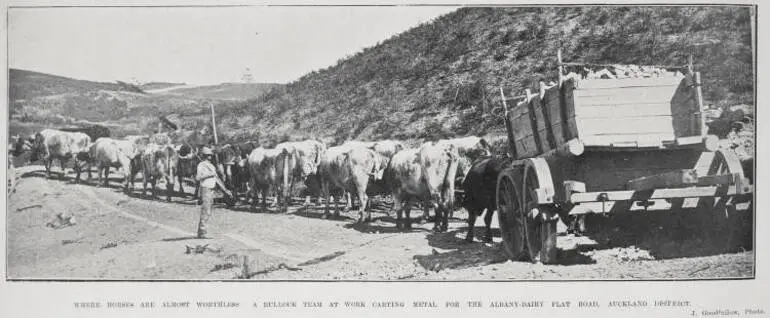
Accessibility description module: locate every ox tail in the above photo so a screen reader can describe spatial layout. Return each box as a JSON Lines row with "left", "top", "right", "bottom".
{"left": 442, "top": 145, "right": 460, "bottom": 207}
{"left": 166, "top": 149, "right": 172, "bottom": 181}
{"left": 282, "top": 149, "right": 291, "bottom": 198}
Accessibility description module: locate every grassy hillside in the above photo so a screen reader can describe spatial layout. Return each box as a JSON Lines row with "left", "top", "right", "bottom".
{"left": 8, "top": 69, "right": 280, "bottom": 137}
{"left": 139, "top": 82, "right": 187, "bottom": 91}
{"left": 9, "top": 6, "right": 753, "bottom": 147}
{"left": 159, "top": 83, "right": 282, "bottom": 100}
{"left": 205, "top": 6, "right": 753, "bottom": 145}
{"left": 9, "top": 69, "right": 122, "bottom": 101}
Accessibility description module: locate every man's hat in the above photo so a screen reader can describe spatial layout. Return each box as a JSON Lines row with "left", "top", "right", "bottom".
{"left": 201, "top": 147, "right": 214, "bottom": 156}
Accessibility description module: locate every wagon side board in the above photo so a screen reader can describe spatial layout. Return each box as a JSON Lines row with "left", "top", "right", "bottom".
{"left": 505, "top": 73, "right": 706, "bottom": 159}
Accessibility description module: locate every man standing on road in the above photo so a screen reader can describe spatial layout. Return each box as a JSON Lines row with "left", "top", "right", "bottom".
{"left": 195, "top": 147, "right": 232, "bottom": 239}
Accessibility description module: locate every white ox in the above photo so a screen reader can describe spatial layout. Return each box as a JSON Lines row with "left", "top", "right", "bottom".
{"left": 29, "top": 129, "right": 92, "bottom": 182}
{"left": 86, "top": 137, "right": 137, "bottom": 191}
{"left": 386, "top": 142, "right": 459, "bottom": 232}
{"left": 319, "top": 144, "right": 386, "bottom": 222}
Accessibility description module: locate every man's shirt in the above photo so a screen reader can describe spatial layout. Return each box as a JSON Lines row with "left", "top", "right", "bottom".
{"left": 196, "top": 160, "right": 218, "bottom": 189}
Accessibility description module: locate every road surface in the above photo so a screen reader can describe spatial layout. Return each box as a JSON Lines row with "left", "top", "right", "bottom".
{"left": 6, "top": 165, "right": 754, "bottom": 280}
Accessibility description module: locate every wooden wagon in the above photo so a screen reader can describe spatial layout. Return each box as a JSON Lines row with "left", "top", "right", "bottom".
{"left": 496, "top": 52, "right": 753, "bottom": 264}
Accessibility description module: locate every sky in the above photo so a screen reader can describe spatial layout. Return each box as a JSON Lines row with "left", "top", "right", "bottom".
{"left": 9, "top": 6, "right": 459, "bottom": 85}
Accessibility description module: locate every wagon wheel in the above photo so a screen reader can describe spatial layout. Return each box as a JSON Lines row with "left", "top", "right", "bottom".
{"left": 496, "top": 159, "right": 558, "bottom": 264}
{"left": 496, "top": 167, "right": 526, "bottom": 261}
{"left": 521, "top": 159, "right": 558, "bottom": 264}
{"left": 696, "top": 149, "right": 748, "bottom": 252}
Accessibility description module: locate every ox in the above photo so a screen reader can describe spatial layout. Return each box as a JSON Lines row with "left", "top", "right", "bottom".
{"left": 276, "top": 139, "right": 327, "bottom": 205}
{"left": 86, "top": 137, "right": 137, "bottom": 191}
{"left": 246, "top": 147, "right": 293, "bottom": 212}
{"left": 461, "top": 155, "right": 511, "bottom": 243}
{"left": 123, "top": 135, "right": 150, "bottom": 185}
{"left": 435, "top": 136, "right": 492, "bottom": 179}
{"left": 387, "top": 142, "right": 459, "bottom": 232}
{"left": 423, "top": 136, "right": 492, "bottom": 219}
{"left": 175, "top": 143, "right": 201, "bottom": 199}
{"left": 214, "top": 144, "right": 243, "bottom": 195}
{"left": 30, "top": 129, "right": 92, "bottom": 182}
{"left": 141, "top": 143, "right": 178, "bottom": 201}
{"left": 337, "top": 140, "right": 404, "bottom": 209}
{"left": 319, "top": 145, "right": 385, "bottom": 222}
{"left": 59, "top": 124, "right": 111, "bottom": 142}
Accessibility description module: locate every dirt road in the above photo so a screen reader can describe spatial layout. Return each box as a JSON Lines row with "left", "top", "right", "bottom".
{"left": 6, "top": 165, "right": 753, "bottom": 280}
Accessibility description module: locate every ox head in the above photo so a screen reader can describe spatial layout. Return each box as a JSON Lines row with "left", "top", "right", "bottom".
{"left": 372, "top": 140, "right": 404, "bottom": 168}
{"left": 297, "top": 149, "right": 318, "bottom": 178}
{"left": 465, "top": 138, "right": 492, "bottom": 161}
{"left": 295, "top": 142, "right": 325, "bottom": 178}
{"left": 10, "top": 134, "right": 32, "bottom": 157}
{"left": 369, "top": 150, "right": 387, "bottom": 181}
{"left": 28, "top": 132, "right": 45, "bottom": 162}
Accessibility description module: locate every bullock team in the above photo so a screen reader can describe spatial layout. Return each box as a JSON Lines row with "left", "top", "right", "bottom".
{"left": 13, "top": 128, "right": 512, "bottom": 237}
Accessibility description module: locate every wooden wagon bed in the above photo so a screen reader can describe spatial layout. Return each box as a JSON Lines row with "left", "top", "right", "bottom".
{"left": 495, "top": 52, "right": 752, "bottom": 264}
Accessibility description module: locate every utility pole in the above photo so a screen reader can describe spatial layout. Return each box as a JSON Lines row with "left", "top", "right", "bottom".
{"left": 210, "top": 101, "right": 219, "bottom": 145}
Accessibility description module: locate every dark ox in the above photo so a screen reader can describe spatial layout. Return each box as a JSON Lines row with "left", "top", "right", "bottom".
{"left": 175, "top": 143, "right": 201, "bottom": 199}
{"left": 214, "top": 144, "right": 243, "bottom": 198}
{"left": 246, "top": 147, "right": 293, "bottom": 212}
{"left": 461, "top": 155, "right": 511, "bottom": 243}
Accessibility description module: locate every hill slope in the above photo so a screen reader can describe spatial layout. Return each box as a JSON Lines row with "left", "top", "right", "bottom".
{"left": 206, "top": 6, "right": 753, "bottom": 145}
{"left": 9, "top": 69, "right": 280, "bottom": 136}
{"left": 151, "top": 83, "right": 282, "bottom": 100}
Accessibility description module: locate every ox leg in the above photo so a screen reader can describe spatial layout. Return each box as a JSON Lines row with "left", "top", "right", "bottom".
{"left": 104, "top": 166, "right": 111, "bottom": 187}
{"left": 333, "top": 194, "right": 340, "bottom": 217}
{"left": 166, "top": 178, "right": 173, "bottom": 202}
{"left": 44, "top": 159, "right": 52, "bottom": 179}
{"left": 465, "top": 208, "right": 479, "bottom": 243}
{"left": 421, "top": 203, "right": 431, "bottom": 223}
{"left": 393, "top": 194, "right": 403, "bottom": 229}
{"left": 127, "top": 166, "right": 136, "bottom": 192}
{"left": 432, "top": 203, "right": 445, "bottom": 233}
{"left": 483, "top": 208, "right": 495, "bottom": 243}
{"left": 402, "top": 198, "right": 413, "bottom": 230}
{"left": 73, "top": 158, "right": 82, "bottom": 183}
{"left": 123, "top": 169, "right": 130, "bottom": 193}
{"left": 142, "top": 174, "right": 148, "bottom": 197}
{"left": 96, "top": 164, "right": 104, "bottom": 186}
{"left": 321, "top": 180, "right": 331, "bottom": 219}
{"left": 355, "top": 176, "right": 371, "bottom": 223}
{"left": 261, "top": 186, "right": 269, "bottom": 211}
{"left": 248, "top": 179, "right": 257, "bottom": 210}
{"left": 344, "top": 192, "right": 352, "bottom": 212}
{"left": 177, "top": 174, "right": 185, "bottom": 197}
{"left": 149, "top": 179, "right": 155, "bottom": 198}
{"left": 59, "top": 158, "right": 67, "bottom": 181}
{"left": 358, "top": 192, "right": 369, "bottom": 223}
{"left": 440, "top": 203, "right": 450, "bottom": 233}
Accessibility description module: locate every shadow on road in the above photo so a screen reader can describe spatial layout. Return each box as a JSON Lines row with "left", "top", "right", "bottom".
{"left": 414, "top": 231, "right": 508, "bottom": 272}
{"left": 161, "top": 236, "right": 200, "bottom": 242}
{"left": 343, "top": 220, "right": 430, "bottom": 234}
{"left": 570, "top": 209, "right": 753, "bottom": 260}
{"left": 552, "top": 248, "right": 597, "bottom": 265}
